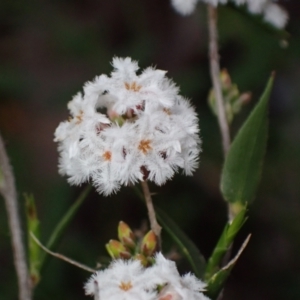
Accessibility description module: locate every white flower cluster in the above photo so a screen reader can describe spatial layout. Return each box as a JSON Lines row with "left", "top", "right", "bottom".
{"left": 54, "top": 57, "right": 201, "bottom": 195}
{"left": 171, "top": 0, "right": 288, "bottom": 29}
{"left": 85, "top": 253, "right": 210, "bottom": 300}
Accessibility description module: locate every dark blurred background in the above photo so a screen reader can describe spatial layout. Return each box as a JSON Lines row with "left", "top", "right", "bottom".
{"left": 0, "top": 0, "right": 300, "bottom": 299}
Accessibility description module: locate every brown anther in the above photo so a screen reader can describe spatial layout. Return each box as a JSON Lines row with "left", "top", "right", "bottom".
{"left": 75, "top": 110, "right": 84, "bottom": 124}
{"left": 124, "top": 81, "right": 142, "bottom": 92}
{"left": 138, "top": 139, "right": 152, "bottom": 154}
{"left": 119, "top": 281, "right": 133, "bottom": 291}
{"left": 163, "top": 108, "right": 171, "bottom": 115}
{"left": 159, "top": 151, "right": 167, "bottom": 160}
{"left": 103, "top": 151, "right": 112, "bottom": 161}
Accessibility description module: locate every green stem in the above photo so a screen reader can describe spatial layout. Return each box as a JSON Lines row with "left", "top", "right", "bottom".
{"left": 204, "top": 208, "right": 246, "bottom": 280}
{"left": 140, "top": 181, "right": 162, "bottom": 248}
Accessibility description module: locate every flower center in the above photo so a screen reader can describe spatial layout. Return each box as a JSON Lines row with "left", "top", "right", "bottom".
{"left": 102, "top": 151, "right": 112, "bottom": 161}
{"left": 163, "top": 108, "right": 171, "bottom": 115}
{"left": 124, "top": 82, "right": 142, "bottom": 92}
{"left": 138, "top": 140, "right": 152, "bottom": 154}
{"left": 75, "top": 110, "right": 84, "bottom": 124}
{"left": 119, "top": 281, "right": 133, "bottom": 291}
{"left": 68, "top": 110, "right": 84, "bottom": 124}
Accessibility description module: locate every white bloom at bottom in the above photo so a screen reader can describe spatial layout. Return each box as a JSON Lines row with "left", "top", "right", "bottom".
{"left": 85, "top": 259, "right": 155, "bottom": 300}
{"left": 84, "top": 254, "right": 210, "bottom": 300}
{"left": 144, "top": 253, "right": 209, "bottom": 300}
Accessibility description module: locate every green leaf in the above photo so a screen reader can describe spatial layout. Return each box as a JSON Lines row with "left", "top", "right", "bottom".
{"left": 204, "top": 208, "right": 247, "bottom": 280}
{"left": 25, "top": 193, "right": 41, "bottom": 286}
{"left": 205, "top": 235, "right": 251, "bottom": 300}
{"left": 155, "top": 206, "right": 206, "bottom": 278}
{"left": 40, "top": 185, "right": 92, "bottom": 271}
{"left": 132, "top": 185, "right": 206, "bottom": 278}
{"left": 221, "top": 75, "right": 274, "bottom": 204}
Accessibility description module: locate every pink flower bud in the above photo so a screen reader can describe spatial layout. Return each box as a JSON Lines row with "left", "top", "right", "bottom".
{"left": 140, "top": 230, "right": 157, "bottom": 257}
{"left": 118, "top": 221, "right": 136, "bottom": 250}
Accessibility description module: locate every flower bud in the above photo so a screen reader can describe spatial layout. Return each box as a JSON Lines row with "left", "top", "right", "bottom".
{"left": 133, "top": 253, "right": 149, "bottom": 267}
{"left": 208, "top": 69, "right": 251, "bottom": 124}
{"left": 118, "top": 221, "right": 136, "bottom": 250}
{"left": 106, "top": 240, "right": 131, "bottom": 259}
{"left": 140, "top": 230, "right": 157, "bottom": 257}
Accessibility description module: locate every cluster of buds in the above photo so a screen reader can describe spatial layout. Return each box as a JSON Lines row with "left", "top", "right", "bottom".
{"left": 105, "top": 221, "right": 158, "bottom": 266}
{"left": 208, "top": 69, "right": 251, "bottom": 124}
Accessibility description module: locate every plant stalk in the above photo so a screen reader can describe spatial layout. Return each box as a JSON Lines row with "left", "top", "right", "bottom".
{"left": 207, "top": 4, "right": 236, "bottom": 225}
{"left": 207, "top": 4, "right": 231, "bottom": 156}
{"left": 0, "top": 133, "right": 32, "bottom": 300}
{"left": 207, "top": 7, "right": 236, "bottom": 292}
{"left": 140, "top": 180, "right": 161, "bottom": 248}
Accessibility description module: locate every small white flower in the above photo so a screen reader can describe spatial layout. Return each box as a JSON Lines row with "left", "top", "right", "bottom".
{"left": 54, "top": 57, "right": 201, "bottom": 195}
{"left": 84, "top": 254, "right": 210, "bottom": 300}
{"left": 171, "top": 0, "right": 198, "bottom": 15}
{"left": 144, "top": 253, "right": 209, "bottom": 300}
{"left": 246, "top": 0, "right": 268, "bottom": 14}
{"left": 170, "top": 0, "right": 288, "bottom": 29}
{"left": 263, "top": 3, "right": 289, "bottom": 29}
{"left": 85, "top": 259, "right": 155, "bottom": 300}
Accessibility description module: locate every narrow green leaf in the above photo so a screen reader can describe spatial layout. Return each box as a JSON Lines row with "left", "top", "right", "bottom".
{"left": 24, "top": 193, "right": 41, "bottom": 286}
{"left": 40, "top": 185, "right": 92, "bottom": 271}
{"left": 132, "top": 185, "right": 206, "bottom": 278}
{"left": 221, "top": 75, "right": 274, "bottom": 204}
{"left": 205, "top": 235, "right": 251, "bottom": 300}
{"left": 204, "top": 208, "right": 246, "bottom": 280}
{"left": 155, "top": 207, "right": 206, "bottom": 278}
